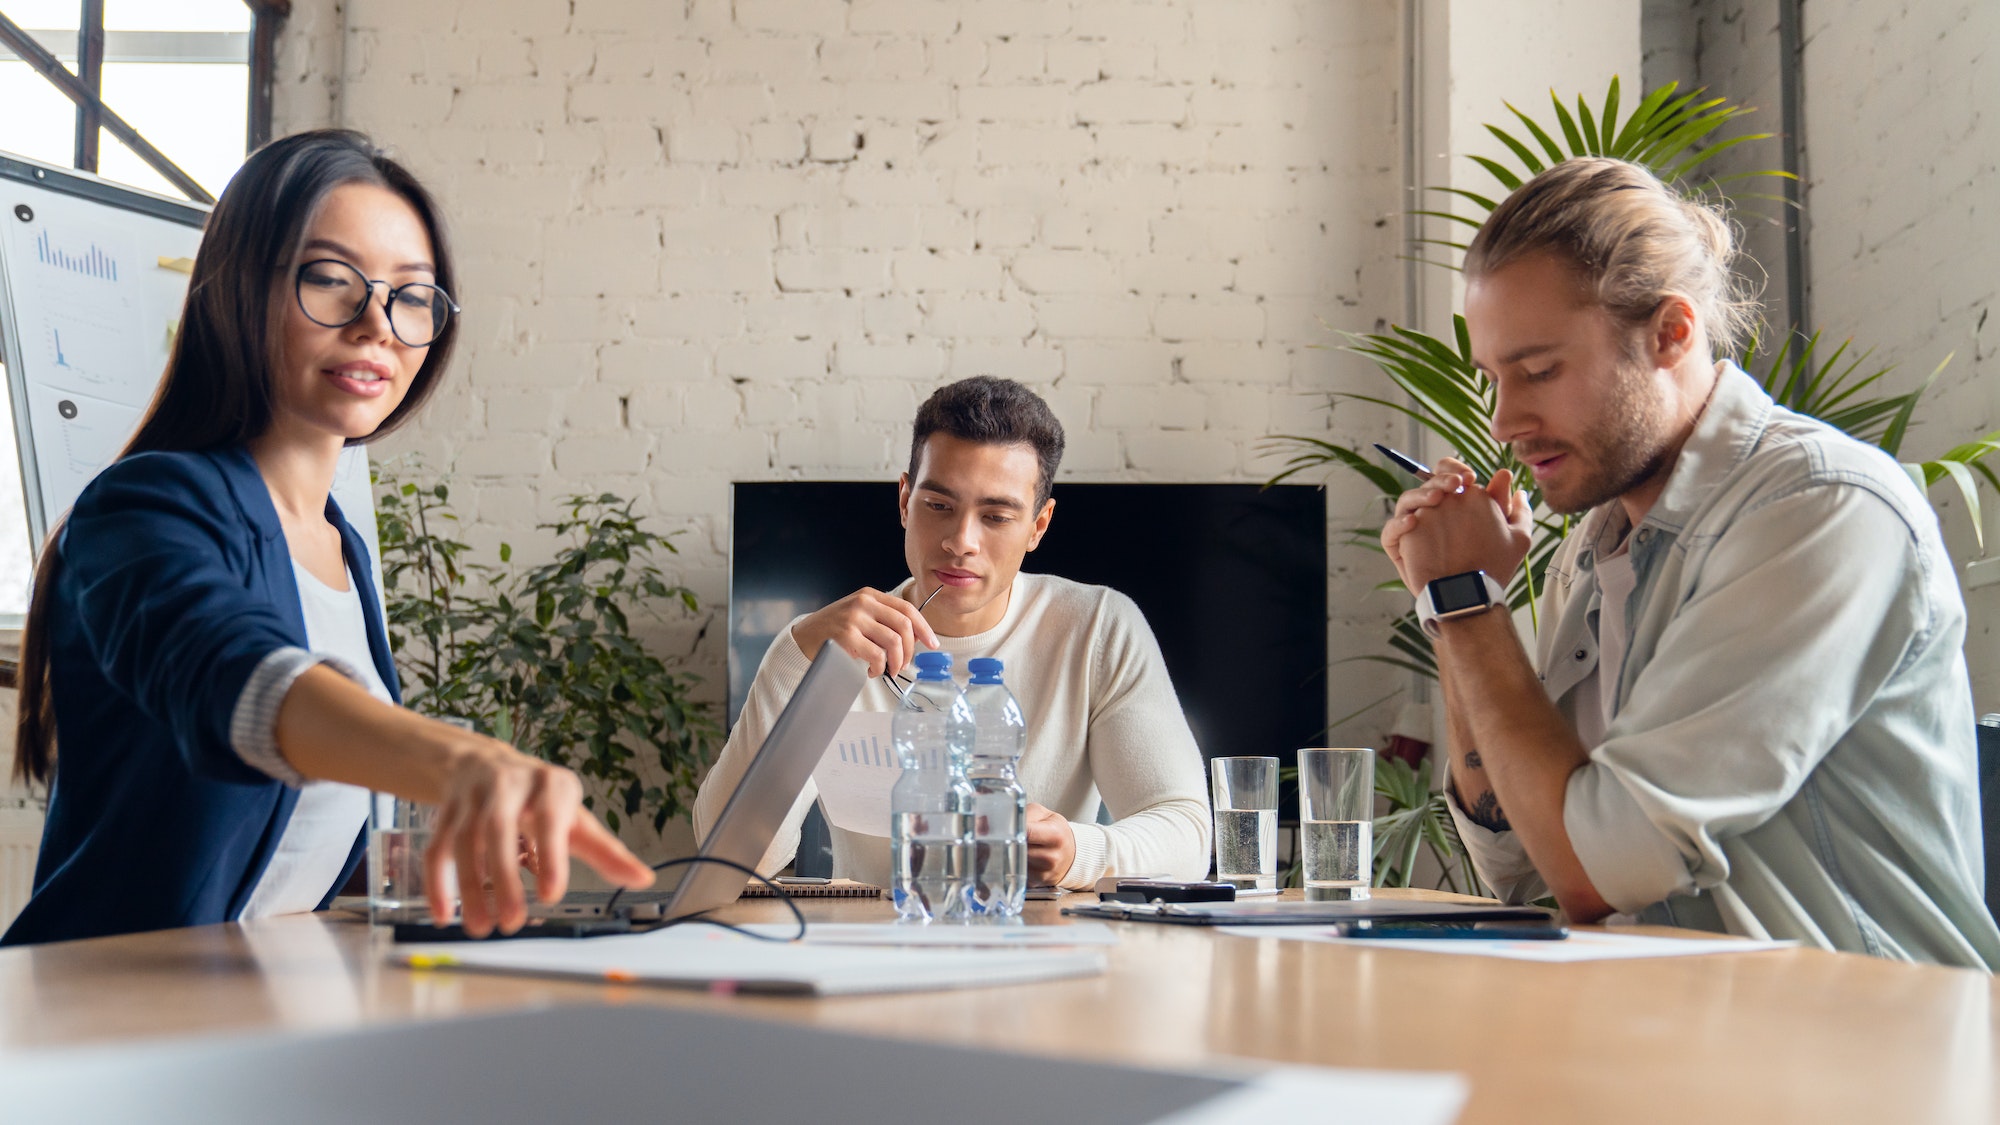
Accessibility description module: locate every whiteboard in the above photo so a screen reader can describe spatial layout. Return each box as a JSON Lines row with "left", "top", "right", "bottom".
{"left": 0, "top": 151, "right": 380, "bottom": 616}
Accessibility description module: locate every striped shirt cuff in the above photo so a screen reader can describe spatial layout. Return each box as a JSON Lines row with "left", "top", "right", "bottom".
{"left": 228, "top": 646, "right": 368, "bottom": 787}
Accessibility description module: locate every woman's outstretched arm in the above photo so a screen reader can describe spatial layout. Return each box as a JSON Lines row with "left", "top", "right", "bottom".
{"left": 274, "top": 665, "right": 654, "bottom": 938}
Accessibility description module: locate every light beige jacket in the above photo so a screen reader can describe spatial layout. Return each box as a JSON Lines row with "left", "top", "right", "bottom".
{"left": 1453, "top": 362, "right": 2000, "bottom": 969}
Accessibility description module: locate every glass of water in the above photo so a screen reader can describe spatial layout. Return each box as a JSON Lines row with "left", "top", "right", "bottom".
{"left": 368, "top": 794, "right": 456, "bottom": 925}
{"left": 1209, "top": 756, "right": 1278, "bottom": 891}
{"left": 1298, "top": 748, "right": 1376, "bottom": 901}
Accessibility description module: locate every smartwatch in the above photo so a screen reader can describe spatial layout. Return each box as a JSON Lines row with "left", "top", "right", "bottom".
{"left": 1415, "top": 571, "right": 1508, "bottom": 638}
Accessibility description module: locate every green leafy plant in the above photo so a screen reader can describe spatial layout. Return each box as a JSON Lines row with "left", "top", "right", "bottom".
{"left": 1411, "top": 78, "right": 1786, "bottom": 272}
{"left": 374, "top": 462, "right": 721, "bottom": 833}
{"left": 1269, "top": 79, "right": 2000, "bottom": 890}
{"left": 1371, "top": 756, "right": 1486, "bottom": 895}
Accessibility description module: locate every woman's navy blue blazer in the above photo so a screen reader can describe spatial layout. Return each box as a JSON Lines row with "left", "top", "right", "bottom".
{"left": 2, "top": 445, "right": 400, "bottom": 946}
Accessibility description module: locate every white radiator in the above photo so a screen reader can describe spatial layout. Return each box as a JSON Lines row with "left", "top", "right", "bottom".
{"left": 0, "top": 803, "right": 42, "bottom": 933}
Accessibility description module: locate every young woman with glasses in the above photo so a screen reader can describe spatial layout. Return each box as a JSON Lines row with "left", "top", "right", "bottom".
{"left": 2, "top": 130, "right": 653, "bottom": 946}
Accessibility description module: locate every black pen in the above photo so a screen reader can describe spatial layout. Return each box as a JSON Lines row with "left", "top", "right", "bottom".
{"left": 1373, "top": 443, "right": 1434, "bottom": 481}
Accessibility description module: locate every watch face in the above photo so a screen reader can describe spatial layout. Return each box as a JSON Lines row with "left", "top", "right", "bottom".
{"left": 1430, "top": 572, "right": 1491, "bottom": 614}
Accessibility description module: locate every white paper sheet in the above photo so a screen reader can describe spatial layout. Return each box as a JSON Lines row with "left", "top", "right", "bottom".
{"left": 1217, "top": 926, "right": 1796, "bottom": 962}
{"left": 810, "top": 711, "right": 899, "bottom": 834}
{"left": 1158, "top": 1066, "right": 1468, "bottom": 1125}
{"left": 734, "top": 921, "right": 1120, "bottom": 947}
{"left": 393, "top": 921, "right": 1108, "bottom": 996}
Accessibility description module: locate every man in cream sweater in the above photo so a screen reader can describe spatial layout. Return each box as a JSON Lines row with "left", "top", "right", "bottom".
{"left": 694, "top": 377, "right": 1211, "bottom": 890}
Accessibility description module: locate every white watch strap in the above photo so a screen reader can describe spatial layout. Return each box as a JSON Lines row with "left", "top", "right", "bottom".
{"left": 1414, "top": 573, "right": 1509, "bottom": 639}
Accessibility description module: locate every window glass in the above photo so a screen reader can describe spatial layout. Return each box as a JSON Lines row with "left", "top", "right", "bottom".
{"left": 104, "top": 0, "right": 250, "bottom": 33}
{"left": 97, "top": 0, "right": 252, "bottom": 198}
{"left": 0, "top": 62, "right": 77, "bottom": 167}
{"left": 0, "top": 1, "right": 81, "bottom": 167}
{"left": 0, "top": 0, "right": 83, "bottom": 28}
{"left": 98, "top": 61, "right": 247, "bottom": 199}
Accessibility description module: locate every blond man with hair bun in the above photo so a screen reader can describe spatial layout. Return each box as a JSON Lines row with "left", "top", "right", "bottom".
{"left": 1382, "top": 157, "right": 2000, "bottom": 968}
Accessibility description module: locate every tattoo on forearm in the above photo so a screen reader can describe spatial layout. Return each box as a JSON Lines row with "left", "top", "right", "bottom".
{"left": 1468, "top": 789, "right": 1511, "bottom": 833}
{"left": 1458, "top": 750, "right": 1510, "bottom": 831}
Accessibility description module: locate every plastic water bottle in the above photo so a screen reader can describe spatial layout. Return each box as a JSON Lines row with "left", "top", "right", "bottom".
{"left": 889, "top": 651, "right": 970, "bottom": 923}
{"left": 957, "top": 657, "right": 1028, "bottom": 919}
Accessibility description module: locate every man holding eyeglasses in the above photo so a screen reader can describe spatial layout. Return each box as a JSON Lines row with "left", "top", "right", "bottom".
{"left": 693, "top": 377, "right": 1212, "bottom": 892}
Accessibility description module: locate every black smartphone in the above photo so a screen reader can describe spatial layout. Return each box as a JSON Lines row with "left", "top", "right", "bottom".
{"left": 1336, "top": 919, "right": 1569, "bottom": 940}
{"left": 1099, "top": 879, "right": 1237, "bottom": 904}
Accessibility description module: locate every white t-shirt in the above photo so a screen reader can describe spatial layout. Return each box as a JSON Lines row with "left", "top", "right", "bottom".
{"left": 239, "top": 559, "right": 392, "bottom": 920}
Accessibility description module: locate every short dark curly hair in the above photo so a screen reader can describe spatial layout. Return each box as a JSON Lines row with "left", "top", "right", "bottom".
{"left": 907, "top": 377, "right": 1066, "bottom": 507}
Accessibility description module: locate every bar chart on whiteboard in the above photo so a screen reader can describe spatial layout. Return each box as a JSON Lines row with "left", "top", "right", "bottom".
{"left": 12, "top": 217, "right": 159, "bottom": 516}
{"left": 0, "top": 154, "right": 387, "bottom": 612}
{"left": 0, "top": 167, "right": 201, "bottom": 546}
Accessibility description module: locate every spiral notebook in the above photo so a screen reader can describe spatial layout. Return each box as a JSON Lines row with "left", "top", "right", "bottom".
{"left": 741, "top": 879, "right": 883, "bottom": 899}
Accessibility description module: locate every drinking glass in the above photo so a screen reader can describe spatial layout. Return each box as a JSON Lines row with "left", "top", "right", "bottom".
{"left": 1209, "top": 756, "right": 1278, "bottom": 890}
{"left": 368, "top": 795, "right": 456, "bottom": 925}
{"left": 1298, "top": 748, "right": 1376, "bottom": 901}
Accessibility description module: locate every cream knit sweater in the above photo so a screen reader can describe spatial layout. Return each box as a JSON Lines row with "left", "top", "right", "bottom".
{"left": 692, "top": 572, "right": 1212, "bottom": 889}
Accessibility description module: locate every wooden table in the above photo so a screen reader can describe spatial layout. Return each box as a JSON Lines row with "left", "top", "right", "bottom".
{"left": 0, "top": 890, "right": 1992, "bottom": 1124}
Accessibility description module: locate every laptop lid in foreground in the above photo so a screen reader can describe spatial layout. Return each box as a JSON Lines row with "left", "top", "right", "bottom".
{"left": 658, "top": 641, "right": 868, "bottom": 921}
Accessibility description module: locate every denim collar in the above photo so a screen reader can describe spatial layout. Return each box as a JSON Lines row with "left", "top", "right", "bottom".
{"left": 1571, "top": 359, "right": 1773, "bottom": 557}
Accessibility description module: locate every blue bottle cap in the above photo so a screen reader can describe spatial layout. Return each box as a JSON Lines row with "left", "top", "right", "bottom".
{"left": 967, "top": 657, "right": 1003, "bottom": 684}
{"left": 913, "top": 650, "right": 953, "bottom": 680}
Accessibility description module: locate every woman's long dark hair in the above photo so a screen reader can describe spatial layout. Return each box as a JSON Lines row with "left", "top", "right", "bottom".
{"left": 12, "top": 129, "right": 460, "bottom": 788}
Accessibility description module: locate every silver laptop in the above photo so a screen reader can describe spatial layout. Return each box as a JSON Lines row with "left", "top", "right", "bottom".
{"left": 542, "top": 642, "right": 867, "bottom": 923}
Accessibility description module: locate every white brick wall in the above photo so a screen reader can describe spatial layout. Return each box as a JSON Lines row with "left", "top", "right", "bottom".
{"left": 1798, "top": 0, "right": 2000, "bottom": 710}
{"left": 1640, "top": 0, "right": 1799, "bottom": 375}
{"left": 273, "top": 0, "right": 1417, "bottom": 841}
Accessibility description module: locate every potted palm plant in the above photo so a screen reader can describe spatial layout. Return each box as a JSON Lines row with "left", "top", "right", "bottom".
{"left": 374, "top": 462, "right": 721, "bottom": 836}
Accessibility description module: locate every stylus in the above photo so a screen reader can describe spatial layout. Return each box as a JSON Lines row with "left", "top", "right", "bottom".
{"left": 1372, "top": 443, "right": 1434, "bottom": 481}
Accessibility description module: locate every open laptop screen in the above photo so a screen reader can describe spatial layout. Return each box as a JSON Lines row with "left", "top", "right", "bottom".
{"left": 660, "top": 641, "right": 868, "bottom": 920}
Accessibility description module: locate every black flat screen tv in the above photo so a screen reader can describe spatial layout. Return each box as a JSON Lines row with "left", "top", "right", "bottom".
{"left": 728, "top": 482, "right": 1328, "bottom": 766}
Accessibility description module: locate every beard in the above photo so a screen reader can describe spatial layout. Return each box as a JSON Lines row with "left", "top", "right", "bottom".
{"left": 1518, "top": 359, "right": 1676, "bottom": 516}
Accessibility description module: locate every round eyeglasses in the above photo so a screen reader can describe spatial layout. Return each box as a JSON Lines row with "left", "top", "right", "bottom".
{"left": 294, "top": 258, "right": 459, "bottom": 348}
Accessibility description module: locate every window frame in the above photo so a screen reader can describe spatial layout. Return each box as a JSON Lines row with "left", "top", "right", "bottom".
{"left": 0, "top": 0, "right": 286, "bottom": 204}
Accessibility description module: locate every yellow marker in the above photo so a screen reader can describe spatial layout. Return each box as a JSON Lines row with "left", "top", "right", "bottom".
{"left": 405, "top": 953, "right": 459, "bottom": 970}
{"left": 157, "top": 256, "right": 194, "bottom": 274}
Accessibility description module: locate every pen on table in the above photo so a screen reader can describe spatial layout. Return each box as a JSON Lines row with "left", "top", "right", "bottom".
{"left": 1372, "top": 443, "right": 1433, "bottom": 481}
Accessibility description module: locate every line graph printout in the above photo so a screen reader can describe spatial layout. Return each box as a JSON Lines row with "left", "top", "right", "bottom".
{"left": 39, "top": 301, "right": 150, "bottom": 405}
{"left": 19, "top": 385, "right": 144, "bottom": 525}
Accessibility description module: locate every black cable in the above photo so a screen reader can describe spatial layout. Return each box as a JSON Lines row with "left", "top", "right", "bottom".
{"left": 607, "top": 854, "right": 807, "bottom": 943}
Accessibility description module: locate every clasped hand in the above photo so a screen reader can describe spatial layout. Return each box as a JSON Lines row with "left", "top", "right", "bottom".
{"left": 1380, "top": 458, "right": 1534, "bottom": 594}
